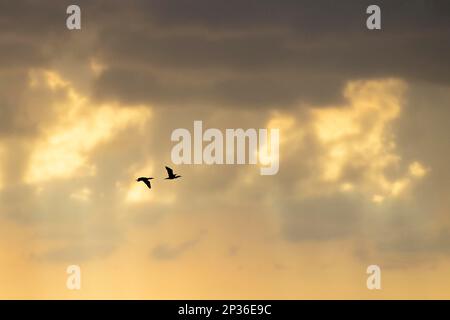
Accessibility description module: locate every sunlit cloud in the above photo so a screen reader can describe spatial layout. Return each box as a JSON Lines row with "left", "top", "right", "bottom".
{"left": 25, "top": 70, "right": 152, "bottom": 184}
{"left": 409, "top": 161, "right": 428, "bottom": 178}
{"left": 309, "top": 79, "right": 428, "bottom": 201}
{"left": 256, "top": 113, "right": 304, "bottom": 172}
{"left": 124, "top": 162, "right": 155, "bottom": 204}
{"left": 263, "top": 79, "right": 431, "bottom": 205}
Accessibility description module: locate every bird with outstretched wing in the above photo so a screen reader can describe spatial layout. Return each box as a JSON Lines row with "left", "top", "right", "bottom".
{"left": 136, "top": 177, "right": 154, "bottom": 189}
{"left": 165, "top": 166, "right": 181, "bottom": 180}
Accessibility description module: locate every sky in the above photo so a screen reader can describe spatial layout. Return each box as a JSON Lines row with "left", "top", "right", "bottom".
{"left": 0, "top": 0, "right": 449, "bottom": 299}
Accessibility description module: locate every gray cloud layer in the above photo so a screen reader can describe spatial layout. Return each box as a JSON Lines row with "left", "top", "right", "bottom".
{"left": 3, "top": 1, "right": 449, "bottom": 108}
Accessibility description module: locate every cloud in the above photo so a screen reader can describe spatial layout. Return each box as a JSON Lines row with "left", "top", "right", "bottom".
{"left": 23, "top": 70, "right": 151, "bottom": 183}
{"left": 0, "top": 70, "right": 153, "bottom": 262}
{"left": 263, "top": 79, "right": 435, "bottom": 249}
{"left": 69, "top": 187, "right": 92, "bottom": 202}
{"left": 310, "top": 79, "right": 425, "bottom": 202}
{"left": 35, "top": 243, "right": 116, "bottom": 262}
{"left": 151, "top": 237, "right": 200, "bottom": 260}
{"left": 88, "top": 0, "right": 450, "bottom": 108}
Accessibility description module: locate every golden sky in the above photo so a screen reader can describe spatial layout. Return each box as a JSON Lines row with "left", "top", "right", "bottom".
{"left": 0, "top": 0, "right": 450, "bottom": 299}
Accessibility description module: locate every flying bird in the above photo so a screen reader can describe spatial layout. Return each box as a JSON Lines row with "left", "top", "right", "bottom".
{"left": 136, "top": 177, "right": 154, "bottom": 189}
{"left": 165, "top": 166, "right": 181, "bottom": 180}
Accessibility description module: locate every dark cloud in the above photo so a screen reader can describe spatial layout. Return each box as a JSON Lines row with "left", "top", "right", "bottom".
{"left": 1, "top": 0, "right": 450, "bottom": 269}
{"left": 88, "top": 0, "right": 450, "bottom": 107}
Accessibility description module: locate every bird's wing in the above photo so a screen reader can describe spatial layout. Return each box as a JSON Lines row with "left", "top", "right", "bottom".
{"left": 143, "top": 179, "right": 152, "bottom": 189}
{"left": 165, "top": 166, "right": 174, "bottom": 176}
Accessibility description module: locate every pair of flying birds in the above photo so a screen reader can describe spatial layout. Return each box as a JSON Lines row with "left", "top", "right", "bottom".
{"left": 136, "top": 166, "right": 181, "bottom": 189}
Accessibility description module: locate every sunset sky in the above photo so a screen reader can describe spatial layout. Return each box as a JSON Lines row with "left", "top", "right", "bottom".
{"left": 0, "top": 0, "right": 450, "bottom": 299}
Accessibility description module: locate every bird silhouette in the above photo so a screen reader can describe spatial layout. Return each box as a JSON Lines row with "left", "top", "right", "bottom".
{"left": 136, "top": 177, "right": 154, "bottom": 189}
{"left": 165, "top": 166, "right": 181, "bottom": 180}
